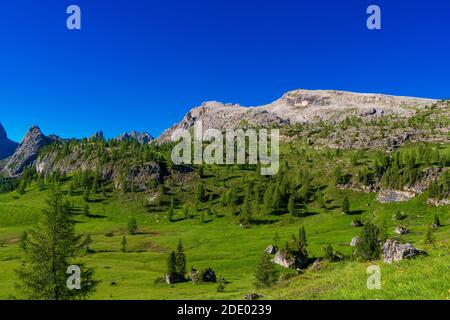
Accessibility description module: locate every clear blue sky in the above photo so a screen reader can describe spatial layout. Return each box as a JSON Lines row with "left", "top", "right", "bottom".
{"left": 0, "top": 0, "right": 449, "bottom": 142}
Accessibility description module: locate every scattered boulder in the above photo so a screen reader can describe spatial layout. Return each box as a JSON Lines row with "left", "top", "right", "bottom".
{"left": 265, "top": 245, "right": 278, "bottom": 254}
{"left": 377, "top": 190, "right": 415, "bottom": 203}
{"left": 351, "top": 219, "right": 363, "bottom": 227}
{"left": 427, "top": 198, "right": 450, "bottom": 207}
{"left": 350, "top": 237, "right": 361, "bottom": 247}
{"left": 273, "top": 249, "right": 308, "bottom": 269}
{"left": 382, "top": 239, "right": 427, "bottom": 264}
{"left": 190, "top": 268, "right": 216, "bottom": 283}
{"left": 244, "top": 293, "right": 261, "bottom": 301}
{"left": 165, "top": 273, "right": 185, "bottom": 285}
{"left": 190, "top": 269, "right": 202, "bottom": 284}
{"left": 309, "top": 260, "right": 322, "bottom": 272}
{"left": 431, "top": 223, "right": 439, "bottom": 229}
{"left": 394, "top": 226, "right": 409, "bottom": 235}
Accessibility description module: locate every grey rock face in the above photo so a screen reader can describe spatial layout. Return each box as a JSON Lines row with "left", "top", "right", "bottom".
{"left": 0, "top": 123, "right": 18, "bottom": 160}
{"left": 382, "top": 239, "right": 426, "bottom": 264}
{"left": 117, "top": 131, "right": 154, "bottom": 144}
{"left": 2, "top": 126, "right": 56, "bottom": 176}
{"left": 350, "top": 237, "right": 361, "bottom": 247}
{"left": 273, "top": 249, "right": 307, "bottom": 269}
{"left": 157, "top": 89, "right": 435, "bottom": 143}
{"left": 265, "top": 245, "right": 278, "bottom": 254}
{"left": 158, "top": 100, "right": 288, "bottom": 143}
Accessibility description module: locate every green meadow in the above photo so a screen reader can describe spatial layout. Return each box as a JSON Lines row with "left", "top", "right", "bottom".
{"left": 0, "top": 143, "right": 448, "bottom": 300}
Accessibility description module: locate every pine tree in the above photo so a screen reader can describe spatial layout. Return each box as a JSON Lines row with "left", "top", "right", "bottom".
{"left": 16, "top": 185, "right": 97, "bottom": 300}
{"left": 83, "top": 234, "right": 93, "bottom": 252}
{"left": 296, "top": 226, "right": 308, "bottom": 257}
{"left": 83, "top": 204, "right": 90, "bottom": 217}
{"left": 271, "top": 187, "right": 281, "bottom": 211}
{"left": 37, "top": 176, "right": 45, "bottom": 191}
{"left": 19, "top": 231, "right": 28, "bottom": 251}
{"left": 168, "top": 199, "right": 175, "bottom": 222}
{"left": 354, "top": 222, "right": 381, "bottom": 261}
{"left": 195, "top": 183, "right": 205, "bottom": 202}
{"left": 342, "top": 196, "right": 350, "bottom": 215}
{"left": 288, "top": 195, "right": 295, "bottom": 216}
{"left": 254, "top": 253, "right": 279, "bottom": 288}
{"left": 182, "top": 204, "right": 189, "bottom": 219}
{"left": 263, "top": 187, "right": 273, "bottom": 214}
{"left": 121, "top": 236, "right": 127, "bottom": 252}
{"left": 433, "top": 214, "right": 441, "bottom": 227}
{"left": 127, "top": 217, "right": 138, "bottom": 235}
{"left": 175, "top": 240, "right": 186, "bottom": 279}
{"left": 424, "top": 227, "right": 436, "bottom": 244}
{"left": 323, "top": 244, "right": 339, "bottom": 262}
{"left": 167, "top": 251, "right": 177, "bottom": 278}
{"left": 83, "top": 186, "right": 90, "bottom": 202}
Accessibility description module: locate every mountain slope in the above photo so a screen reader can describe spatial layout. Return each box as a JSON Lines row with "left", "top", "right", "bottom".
{"left": 0, "top": 123, "right": 18, "bottom": 160}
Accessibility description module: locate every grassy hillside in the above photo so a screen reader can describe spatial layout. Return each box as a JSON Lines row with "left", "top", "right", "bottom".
{"left": 0, "top": 140, "right": 449, "bottom": 300}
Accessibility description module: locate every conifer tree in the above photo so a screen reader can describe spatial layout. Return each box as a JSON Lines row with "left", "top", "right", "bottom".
{"left": 354, "top": 222, "right": 381, "bottom": 261}
{"left": 297, "top": 226, "right": 308, "bottom": 257}
{"left": 16, "top": 185, "right": 97, "bottom": 300}
{"left": 288, "top": 195, "right": 295, "bottom": 216}
{"left": 168, "top": 199, "right": 175, "bottom": 222}
{"left": 84, "top": 234, "right": 93, "bottom": 253}
{"left": 121, "top": 236, "right": 127, "bottom": 252}
{"left": 254, "top": 253, "right": 279, "bottom": 289}
{"left": 433, "top": 214, "right": 441, "bottom": 227}
{"left": 175, "top": 240, "right": 186, "bottom": 279}
{"left": 127, "top": 217, "right": 138, "bottom": 235}
{"left": 342, "top": 196, "right": 350, "bottom": 215}
{"left": 167, "top": 251, "right": 177, "bottom": 278}
{"left": 83, "top": 204, "right": 90, "bottom": 217}
{"left": 424, "top": 227, "right": 436, "bottom": 244}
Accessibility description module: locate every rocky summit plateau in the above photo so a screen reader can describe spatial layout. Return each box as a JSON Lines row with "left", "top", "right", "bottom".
{"left": 158, "top": 89, "right": 436, "bottom": 143}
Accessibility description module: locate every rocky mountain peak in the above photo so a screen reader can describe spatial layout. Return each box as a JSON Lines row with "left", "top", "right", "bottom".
{"left": 117, "top": 131, "right": 154, "bottom": 144}
{"left": 2, "top": 125, "right": 55, "bottom": 176}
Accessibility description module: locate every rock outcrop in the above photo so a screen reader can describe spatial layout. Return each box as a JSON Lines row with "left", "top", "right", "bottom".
{"left": 377, "top": 190, "right": 416, "bottom": 203}
{"left": 117, "top": 131, "right": 154, "bottom": 144}
{"left": 382, "top": 239, "right": 426, "bottom": 263}
{"left": 2, "top": 126, "right": 58, "bottom": 176}
{"left": 0, "top": 123, "right": 18, "bottom": 160}
{"left": 273, "top": 249, "right": 308, "bottom": 269}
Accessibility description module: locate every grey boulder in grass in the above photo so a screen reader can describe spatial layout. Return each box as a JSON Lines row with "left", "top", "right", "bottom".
{"left": 383, "top": 239, "right": 427, "bottom": 264}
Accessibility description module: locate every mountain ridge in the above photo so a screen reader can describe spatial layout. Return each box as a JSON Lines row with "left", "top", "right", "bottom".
{"left": 157, "top": 89, "right": 436, "bottom": 143}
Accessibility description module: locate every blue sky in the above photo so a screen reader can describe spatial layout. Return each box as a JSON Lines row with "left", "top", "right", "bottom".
{"left": 0, "top": 0, "right": 449, "bottom": 142}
